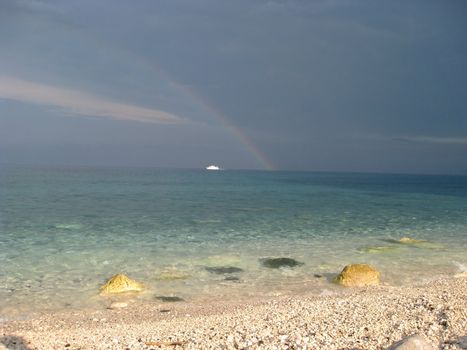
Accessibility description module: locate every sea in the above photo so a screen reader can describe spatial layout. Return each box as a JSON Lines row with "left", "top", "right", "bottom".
{"left": 1, "top": 165, "right": 466, "bottom": 319}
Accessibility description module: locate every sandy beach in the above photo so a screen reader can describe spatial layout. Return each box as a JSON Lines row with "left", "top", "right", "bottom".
{"left": 1, "top": 276, "right": 465, "bottom": 350}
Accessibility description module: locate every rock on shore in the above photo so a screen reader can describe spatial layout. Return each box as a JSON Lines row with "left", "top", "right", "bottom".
{"left": 335, "top": 263, "right": 380, "bottom": 287}
{"left": 99, "top": 274, "right": 144, "bottom": 294}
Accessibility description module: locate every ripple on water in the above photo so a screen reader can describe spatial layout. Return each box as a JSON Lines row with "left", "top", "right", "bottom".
{"left": 1, "top": 167, "right": 466, "bottom": 317}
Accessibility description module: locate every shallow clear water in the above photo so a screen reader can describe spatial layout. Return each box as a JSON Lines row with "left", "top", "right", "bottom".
{"left": 1, "top": 165, "right": 466, "bottom": 318}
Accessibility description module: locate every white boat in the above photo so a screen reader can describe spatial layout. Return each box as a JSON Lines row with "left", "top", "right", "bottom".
{"left": 206, "top": 165, "right": 221, "bottom": 170}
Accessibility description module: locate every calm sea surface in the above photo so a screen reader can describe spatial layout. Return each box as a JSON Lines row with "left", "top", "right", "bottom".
{"left": 1, "top": 165, "right": 466, "bottom": 319}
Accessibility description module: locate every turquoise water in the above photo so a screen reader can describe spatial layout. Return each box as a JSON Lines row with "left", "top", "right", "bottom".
{"left": 1, "top": 165, "right": 466, "bottom": 318}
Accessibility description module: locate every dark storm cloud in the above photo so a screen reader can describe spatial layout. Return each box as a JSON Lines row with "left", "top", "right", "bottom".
{"left": 0, "top": 0, "right": 466, "bottom": 173}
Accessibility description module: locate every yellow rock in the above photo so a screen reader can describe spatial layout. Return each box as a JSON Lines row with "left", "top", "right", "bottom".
{"left": 399, "top": 237, "right": 427, "bottom": 244}
{"left": 335, "top": 264, "right": 380, "bottom": 287}
{"left": 100, "top": 274, "right": 144, "bottom": 294}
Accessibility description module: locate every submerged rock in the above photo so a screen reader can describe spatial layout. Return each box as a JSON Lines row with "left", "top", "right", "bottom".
{"left": 99, "top": 274, "right": 144, "bottom": 294}
{"left": 387, "top": 334, "right": 435, "bottom": 350}
{"left": 156, "top": 271, "right": 191, "bottom": 280}
{"left": 261, "top": 257, "right": 304, "bottom": 269}
{"left": 54, "top": 223, "right": 82, "bottom": 230}
{"left": 205, "top": 266, "right": 244, "bottom": 274}
{"left": 385, "top": 238, "right": 443, "bottom": 249}
{"left": 398, "top": 237, "right": 427, "bottom": 244}
{"left": 155, "top": 296, "right": 184, "bottom": 302}
{"left": 335, "top": 264, "right": 380, "bottom": 287}
{"left": 360, "top": 246, "right": 399, "bottom": 253}
{"left": 224, "top": 276, "right": 240, "bottom": 281}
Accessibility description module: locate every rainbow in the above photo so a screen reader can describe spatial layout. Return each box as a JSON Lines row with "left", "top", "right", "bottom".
{"left": 130, "top": 56, "right": 275, "bottom": 170}
{"left": 170, "top": 82, "right": 275, "bottom": 171}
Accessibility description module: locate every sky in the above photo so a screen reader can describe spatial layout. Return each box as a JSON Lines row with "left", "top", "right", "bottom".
{"left": 0, "top": 0, "right": 466, "bottom": 174}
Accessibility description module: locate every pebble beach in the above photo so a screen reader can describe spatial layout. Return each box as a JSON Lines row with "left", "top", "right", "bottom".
{"left": 1, "top": 276, "right": 465, "bottom": 350}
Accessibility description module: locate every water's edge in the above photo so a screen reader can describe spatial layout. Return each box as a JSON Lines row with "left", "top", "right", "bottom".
{"left": 1, "top": 166, "right": 466, "bottom": 318}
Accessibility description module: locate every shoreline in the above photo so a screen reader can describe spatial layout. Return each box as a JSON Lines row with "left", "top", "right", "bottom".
{"left": 1, "top": 276, "right": 465, "bottom": 349}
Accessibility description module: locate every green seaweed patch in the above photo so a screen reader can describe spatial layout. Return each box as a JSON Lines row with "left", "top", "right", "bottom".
{"left": 412, "top": 242, "right": 445, "bottom": 250}
{"left": 260, "top": 257, "right": 304, "bottom": 269}
{"left": 205, "top": 266, "right": 244, "bottom": 274}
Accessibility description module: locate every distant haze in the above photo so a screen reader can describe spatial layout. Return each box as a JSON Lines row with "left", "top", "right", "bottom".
{"left": 1, "top": 0, "right": 466, "bottom": 174}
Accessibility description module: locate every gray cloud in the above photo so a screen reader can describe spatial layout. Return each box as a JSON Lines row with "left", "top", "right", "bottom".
{"left": 393, "top": 136, "right": 467, "bottom": 145}
{"left": 0, "top": 0, "right": 466, "bottom": 173}
{"left": 0, "top": 76, "right": 185, "bottom": 124}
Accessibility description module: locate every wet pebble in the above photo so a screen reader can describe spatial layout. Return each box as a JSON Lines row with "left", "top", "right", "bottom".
{"left": 224, "top": 276, "right": 240, "bottom": 281}
{"left": 156, "top": 296, "right": 185, "bottom": 302}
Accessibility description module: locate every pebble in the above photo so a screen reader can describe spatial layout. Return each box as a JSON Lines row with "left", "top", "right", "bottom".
{"left": 387, "top": 334, "right": 435, "bottom": 350}
{"left": 108, "top": 302, "right": 128, "bottom": 309}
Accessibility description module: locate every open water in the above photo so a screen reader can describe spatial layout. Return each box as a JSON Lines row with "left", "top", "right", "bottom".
{"left": 1, "top": 165, "right": 466, "bottom": 319}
